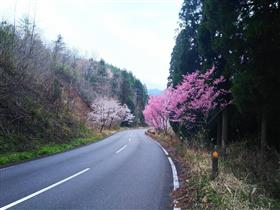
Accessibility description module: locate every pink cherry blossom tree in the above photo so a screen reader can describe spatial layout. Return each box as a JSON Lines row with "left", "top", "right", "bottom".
{"left": 169, "top": 67, "right": 229, "bottom": 130}
{"left": 143, "top": 88, "right": 173, "bottom": 133}
{"left": 143, "top": 67, "right": 230, "bottom": 133}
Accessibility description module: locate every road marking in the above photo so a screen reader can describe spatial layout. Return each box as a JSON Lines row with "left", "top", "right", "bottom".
{"left": 168, "top": 158, "right": 180, "bottom": 210}
{"left": 159, "top": 145, "right": 169, "bottom": 156}
{"left": 155, "top": 141, "right": 169, "bottom": 156}
{"left": 0, "top": 168, "right": 90, "bottom": 210}
{"left": 167, "top": 157, "right": 179, "bottom": 190}
{"left": 155, "top": 142, "right": 181, "bottom": 210}
{"left": 129, "top": 138, "right": 131, "bottom": 142}
{"left": 115, "top": 145, "right": 127, "bottom": 154}
{"left": 161, "top": 147, "right": 169, "bottom": 155}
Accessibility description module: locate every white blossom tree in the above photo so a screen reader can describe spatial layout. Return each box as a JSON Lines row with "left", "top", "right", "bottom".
{"left": 118, "top": 104, "right": 134, "bottom": 126}
{"left": 88, "top": 97, "right": 134, "bottom": 132}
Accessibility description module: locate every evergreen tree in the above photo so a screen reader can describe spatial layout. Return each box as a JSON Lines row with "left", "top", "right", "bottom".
{"left": 168, "top": 0, "right": 202, "bottom": 86}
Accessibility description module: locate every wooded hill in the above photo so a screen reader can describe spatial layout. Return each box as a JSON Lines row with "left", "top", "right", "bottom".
{"left": 0, "top": 18, "right": 147, "bottom": 153}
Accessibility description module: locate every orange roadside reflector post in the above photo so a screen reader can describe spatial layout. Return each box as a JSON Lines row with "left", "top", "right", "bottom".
{"left": 212, "top": 151, "right": 219, "bottom": 158}
{"left": 211, "top": 145, "right": 219, "bottom": 179}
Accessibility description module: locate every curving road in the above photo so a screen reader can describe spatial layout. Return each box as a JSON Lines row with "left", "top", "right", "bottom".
{"left": 0, "top": 129, "right": 173, "bottom": 210}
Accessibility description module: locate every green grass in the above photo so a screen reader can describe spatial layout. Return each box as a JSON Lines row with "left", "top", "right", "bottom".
{"left": 0, "top": 134, "right": 106, "bottom": 166}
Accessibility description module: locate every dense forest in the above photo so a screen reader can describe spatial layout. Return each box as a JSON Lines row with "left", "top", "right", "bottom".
{"left": 144, "top": 0, "right": 280, "bottom": 208}
{"left": 0, "top": 18, "right": 147, "bottom": 153}
{"left": 168, "top": 0, "right": 280, "bottom": 151}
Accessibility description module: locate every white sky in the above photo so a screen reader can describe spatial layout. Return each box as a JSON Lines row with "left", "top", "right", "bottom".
{"left": 0, "top": 0, "right": 183, "bottom": 89}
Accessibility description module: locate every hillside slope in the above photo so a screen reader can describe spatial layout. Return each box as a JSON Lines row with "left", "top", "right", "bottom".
{"left": 0, "top": 19, "right": 147, "bottom": 154}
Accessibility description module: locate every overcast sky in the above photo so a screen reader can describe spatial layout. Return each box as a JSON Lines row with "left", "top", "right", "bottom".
{"left": 0, "top": 0, "right": 183, "bottom": 89}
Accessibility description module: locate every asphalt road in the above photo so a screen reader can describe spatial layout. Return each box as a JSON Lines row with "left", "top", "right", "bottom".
{"left": 0, "top": 129, "right": 173, "bottom": 210}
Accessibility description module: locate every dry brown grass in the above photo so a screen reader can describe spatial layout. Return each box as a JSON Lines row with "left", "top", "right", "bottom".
{"left": 146, "top": 129, "right": 280, "bottom": 210}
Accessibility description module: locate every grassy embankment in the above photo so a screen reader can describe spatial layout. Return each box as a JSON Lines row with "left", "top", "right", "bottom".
{"left": 0, "top": 129, "right": 116, "bottom": 166}
{"left": 147, "top": 130, "right": 280, "bottom": 210}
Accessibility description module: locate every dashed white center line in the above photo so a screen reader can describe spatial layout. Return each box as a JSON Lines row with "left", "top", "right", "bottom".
{"left": 115, "top": 145, "right": 127, "bottom": 154}
{"left": 129, "top": 138, "right": 131, "bottom": 142}
{"left": 0, "top": 168, "right": 90, "bottom": 210}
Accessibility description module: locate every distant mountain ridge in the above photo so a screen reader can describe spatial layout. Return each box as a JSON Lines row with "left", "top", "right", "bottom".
{"left": 148, "top": 89, "right": 162, "bottom": 96}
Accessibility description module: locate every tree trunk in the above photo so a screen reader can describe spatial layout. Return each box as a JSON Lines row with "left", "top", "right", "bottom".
{"left": 109, "top": 118, "right": 113, "bottom": 129}
{"left": 221, "top": 108, "right": 228, "bottom": 156}
{"left": 260, "top": 110, "right": 267, "bottom": 164}
{"left": 217, "top": 114, "right": 221, "bottom": 146}
{"left": 100, "top": 124, "right": 105, "bottom": 133}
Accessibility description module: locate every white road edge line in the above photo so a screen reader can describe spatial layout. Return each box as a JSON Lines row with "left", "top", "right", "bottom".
{"left": 167, "top": 157, "right": 180, "bottom": 190}
{"left": 156, "top": 142, "right": 181, "bottom": 210}
{"left": 115, "top": 145, "right": 127, "bottom": 154}
{"left": 155, "top": 141, "right": 169, "bottom": 156}
{"left": 0, "top": 168, "right": 90, "bottom": 210}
